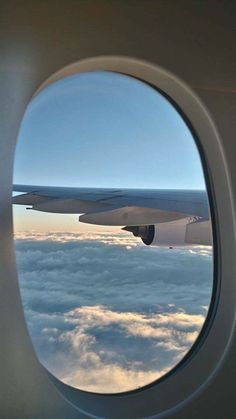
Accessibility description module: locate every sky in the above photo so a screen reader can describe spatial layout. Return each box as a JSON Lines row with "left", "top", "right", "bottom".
{"left": 13, "top": 71, "right": 206, "bottom": 232}
{"left": 13, "top": 71, "right": 212, "bottom": 393}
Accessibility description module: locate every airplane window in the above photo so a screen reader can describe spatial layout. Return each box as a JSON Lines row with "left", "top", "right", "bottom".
{"left": 13, "top": 71, "right": 213, "bottom": 393}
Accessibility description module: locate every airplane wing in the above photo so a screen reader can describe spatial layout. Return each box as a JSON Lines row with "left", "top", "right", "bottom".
{"left": 12, "top": 184, "right": 209, "bottom": 226}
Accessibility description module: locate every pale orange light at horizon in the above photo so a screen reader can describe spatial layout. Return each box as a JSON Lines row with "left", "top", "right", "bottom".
{"left": 13, "top": 205, "right": 122, "bottom": 234}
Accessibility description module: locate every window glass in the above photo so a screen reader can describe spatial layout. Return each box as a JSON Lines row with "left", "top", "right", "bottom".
{"left": 13, "top": 71, "right": 213, "bottom": 393}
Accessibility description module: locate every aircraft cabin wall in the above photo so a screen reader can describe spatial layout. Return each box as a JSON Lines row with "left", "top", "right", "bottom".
{"left": 0, "top": 1, "right": 236, "bottom": 418}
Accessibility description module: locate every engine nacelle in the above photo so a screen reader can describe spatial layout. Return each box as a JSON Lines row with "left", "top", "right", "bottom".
{"left": 124, "top": 218, "right": 212, "bottom": 247}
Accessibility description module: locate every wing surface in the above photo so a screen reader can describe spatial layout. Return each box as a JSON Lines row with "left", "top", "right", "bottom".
{"left": 12, "top": 184, "right": 209, "bottom": 226}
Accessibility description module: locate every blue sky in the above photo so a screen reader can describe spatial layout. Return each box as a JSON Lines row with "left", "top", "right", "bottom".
{"left": 13, "top": 71, "right": 206, "bottom": 231}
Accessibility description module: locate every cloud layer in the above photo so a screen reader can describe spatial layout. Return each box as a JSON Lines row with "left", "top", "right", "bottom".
{"left": 15, "top": 231, "right": 213, "bottom": 393}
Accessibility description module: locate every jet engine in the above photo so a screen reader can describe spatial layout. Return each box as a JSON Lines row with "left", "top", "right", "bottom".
{"left": 123, "top": 218, "right": 212, "bottom": 247}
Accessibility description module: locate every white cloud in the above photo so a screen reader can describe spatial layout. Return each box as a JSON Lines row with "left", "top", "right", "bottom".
{"left": 15, "top": 231, "right": 213, "bottom": 393}
{"left": 61, "top": 360, "right": 169, "bottom": 394}
{"left": 14, "top": 230, "right": 140, "bottom": 247}
{"left": 39, "top": 304, "right": 204, "bottom": 392}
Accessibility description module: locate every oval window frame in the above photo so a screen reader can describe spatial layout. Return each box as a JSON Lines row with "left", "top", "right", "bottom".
{"left": 12, "top": 56, "right": 236, "bottom": 418}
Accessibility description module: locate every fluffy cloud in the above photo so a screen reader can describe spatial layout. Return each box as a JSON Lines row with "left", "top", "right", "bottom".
{"left": 15, "top": 231, "right": 213, "bottom": 393}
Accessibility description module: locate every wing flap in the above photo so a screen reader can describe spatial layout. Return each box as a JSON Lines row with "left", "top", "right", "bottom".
{"left": 33, "top": 198, "right": 109, "bottom": 214}
{"left": 79, "top": 206, "right": 189, "bottom": 226}
{"left": 12, "top": 193, "right": 48, "bottom": 205}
